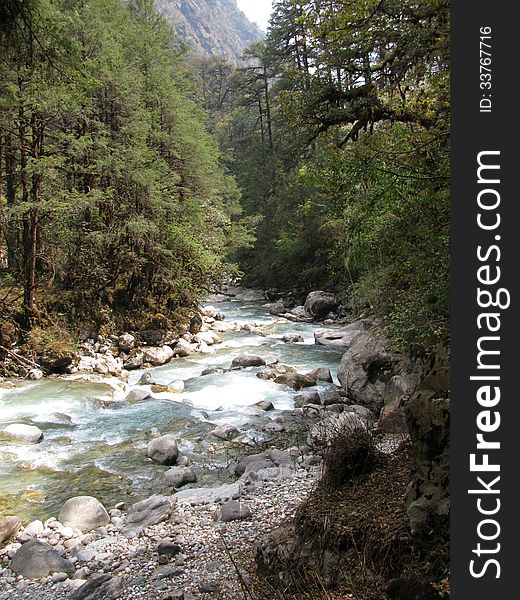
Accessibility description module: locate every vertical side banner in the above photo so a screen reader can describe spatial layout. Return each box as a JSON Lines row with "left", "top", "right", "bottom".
{"left": 452, "top": 1, "right": 519, "bottom": 597}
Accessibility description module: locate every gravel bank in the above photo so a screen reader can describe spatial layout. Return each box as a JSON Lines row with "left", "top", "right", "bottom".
{"left": 0, "top": 467, "right": 320, "bottom": 600}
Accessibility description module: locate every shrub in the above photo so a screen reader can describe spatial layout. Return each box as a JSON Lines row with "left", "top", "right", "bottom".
{"left": 321, "top": 425, "right": 380, "bottom": 490}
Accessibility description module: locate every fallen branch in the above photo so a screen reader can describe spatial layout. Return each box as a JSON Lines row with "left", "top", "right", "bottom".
{"left": 0, "top": 345, "right": 41, "bottom": 370}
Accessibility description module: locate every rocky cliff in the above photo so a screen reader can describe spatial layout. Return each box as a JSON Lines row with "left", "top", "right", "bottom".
{"left": 156, "top": 0, "right": 263, "bottom": 63}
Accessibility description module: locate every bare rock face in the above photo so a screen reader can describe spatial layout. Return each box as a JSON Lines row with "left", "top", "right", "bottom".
{"left": 156, "top": 0, "right": 263, "bottom": 64}
{"left": 403, "top": 344, "right": 450, "bottom": 533}
{"left": 337, "top": 326, "right": 399, "bottom": 412}
{"left": 255, "top": 525, "right": 346, "bottom": 589}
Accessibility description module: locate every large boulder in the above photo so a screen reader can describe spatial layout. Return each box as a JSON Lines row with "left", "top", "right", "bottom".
{"left": 403, "top": 345, "right": 450, "bottom": 533}
{"left": 231, "top": 355, "right": 266, "bottom": 368}
{"left": 337, "top": 327, "right": 397, "bottom": 412}
{"left": 304, "top": 291, "right": 339, "bottom": 320}
{"left": 147, "top": 435, "right": 179, "bottom": 465}
{"left": 142, "top": 345, "right": 174, "bottom": 366}
{"left": 293, "top": 390, "right": 321, "bottom": 408}
{"left": 124, "top": 388, "right": 151, "bottom": 403}
{"left": 0, "top": 516, "right": 21, "bottom": 545}
{"left": 3, "top": 423, "right": 43, "bottom": 444}
{"left": 59, "top": 496, "right": 110, "bottom": 532}
{"left": 209, "top": 424, "right": 240, "bottom": 441}
{"left": 124, "top": 495, "right": 175, "bottom": 534}
{"left": 314, "top": 320, "right": 371, "bottom": 349}
{"left": 306, "top": 367, "right": 333, "bottom": 384}
{"left": 268, "top": 300, "right": 286, "bottom": 315}
{"left": 10, "top": 539, "right": 74, "bottom": 579}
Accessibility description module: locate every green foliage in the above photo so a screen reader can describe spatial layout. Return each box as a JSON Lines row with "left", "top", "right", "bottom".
{"left": 214, "top": 0, "right": 450, "bottom": 349}
{"left": 0, "top": 0, "right": 253, "bottom": 328}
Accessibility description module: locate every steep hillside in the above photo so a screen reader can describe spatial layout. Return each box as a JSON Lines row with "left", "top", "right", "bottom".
{"left": 156, "top": 0, "right": 263, "bottom": 63}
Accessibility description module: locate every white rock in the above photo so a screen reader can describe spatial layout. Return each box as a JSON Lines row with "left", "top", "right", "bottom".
{"left": 4, "top": 424, "right": 43, "bottom": 444}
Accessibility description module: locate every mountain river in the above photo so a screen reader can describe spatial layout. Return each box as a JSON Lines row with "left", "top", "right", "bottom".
{"left": 0, "top": 300, "right": 343, "bottom": 521}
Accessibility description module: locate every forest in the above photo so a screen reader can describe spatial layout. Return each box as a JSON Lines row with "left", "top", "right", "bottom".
{"left": 0, "top": 0, "right": 449, "bottom": 358}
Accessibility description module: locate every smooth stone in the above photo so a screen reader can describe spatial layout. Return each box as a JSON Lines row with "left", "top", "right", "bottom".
{"left": 231, "top": 355, "right": 266, "bottom": 368}
{"left": 3, "top": 424, "right": 43, "bottom": 444}
{"left": 59, "top": 497, "right": 110, "bottom": 533}
{"left": 147, "top": 435, "right": 179, "bottom": 465}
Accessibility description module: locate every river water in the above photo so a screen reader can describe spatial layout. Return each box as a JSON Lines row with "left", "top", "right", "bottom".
{"left": 0, "top": 300, "right": 342, "bottom": 522}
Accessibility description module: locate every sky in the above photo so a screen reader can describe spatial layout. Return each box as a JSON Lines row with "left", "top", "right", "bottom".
{"left": 236, "top": 0, "right": 273, "bottom": 31}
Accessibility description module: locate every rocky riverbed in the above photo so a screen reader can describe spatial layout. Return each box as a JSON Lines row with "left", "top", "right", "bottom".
{"left": 0, "top": 459, "right": 321, "bottom": 600}
{"left": 1, "top": 288, "right": 425, "bottom": 599}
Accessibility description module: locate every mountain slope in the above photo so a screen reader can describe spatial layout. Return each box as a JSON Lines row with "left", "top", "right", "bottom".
{"left": 156, "top": 0, "right": 264, "bottom": 63}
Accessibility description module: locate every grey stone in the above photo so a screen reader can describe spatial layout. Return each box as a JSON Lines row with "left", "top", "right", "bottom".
{"left": 216, "top": 501, "right": 252, "bottom": 522}
{"left": 314, "top": 320, "right": 370, "bottom": 349}
{"left": 164, "top": 467, "right": 197, "bottom": 488}
{"left": 209, "top": 424, "right": 239, "bottom": 441}
{"left": 147, "top": 435, "right": 179, "bottom": 465}
{"left": 254, "top": 400, "right": 275, "bottom": 411}
{"left": 59, "top": 497, "right": 110, "bottom": 533}
{"left": 124, "top": 495, "right": 175, "bottom": 534}
{"left": 175, "top": 483, "right": 242, "bottom": 505}
{"left": 304, "top": 291, "right": 339, "bottom": 319}
{"left": 235, "top": 449, "right": 294, "bottom": 477}
{"left": 307, "top": 367, "right": 334, "bottom": 383}
{"left": 137, "top": 371, "right": 155, "bottom": 386}
{"left": 124, "top": 388, "right": 151, "bottom": 403}
{"left": 200, "top": 366, "right": 224, "bottom": 376}
{"left": 320, "top": 386, "right": 343, "bottom": 406}
{"left": 294, "top": 391, "right": 321, "bottom": 408}
{"left": 10, "top": 540, "right": 74, "bottom": 579}
{"left": 70, "top": 574, "right": 123, "bottom": 600}
{"left": 231, "top": 355, "right": 266, "bottom": 368}
{"left": 281, "top": 334, "right": 304, "bottom": 343}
